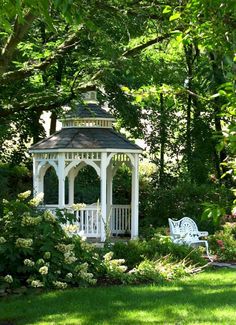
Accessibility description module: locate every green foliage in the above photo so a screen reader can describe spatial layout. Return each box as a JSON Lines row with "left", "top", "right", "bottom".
{"left": 112, "top": 234, "right": 206, "bottom": 270}
{"left": 201, "top": 202, "right": 226, "bottom": 227}
{"left": 0, "top": 193, "right": 97, "bottom": 290}
{"left": 141, "top": 179, "right": 233, "bottom": 233}
{"left": 0, "top": 193, "right": 207, "bottom": 291}
{"left": 0, "top": 163, "right": 32, "bottom": 213}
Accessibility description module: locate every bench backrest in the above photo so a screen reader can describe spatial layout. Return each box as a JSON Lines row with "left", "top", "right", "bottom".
{"left": 168, "top": 217, "right": 199, "bottom": 241}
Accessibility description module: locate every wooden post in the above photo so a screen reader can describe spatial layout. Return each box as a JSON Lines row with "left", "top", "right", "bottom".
{"left": 107, "top": 161, "right": 113, "bottom": 230}
{"left": 58, "top": 153, "right": 65, "bottom": 208}
{"left": 68, "top": 170, "right": 75, "bottom": 206}
{"left": 100, "top": 152, "right": 107, "bottom": 242}
{"left": 33, "top": 156, "right": 38, "bottom": 197}
{"left": 131, "top": 153, "right": 139, "bottom": 238}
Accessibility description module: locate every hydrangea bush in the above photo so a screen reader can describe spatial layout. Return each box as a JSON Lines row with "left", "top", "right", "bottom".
{"left": 0, "top": 192, "right": 97, "bottom": 290}
{"left": 0, "top": 192, "right": 206, "bottom": 292}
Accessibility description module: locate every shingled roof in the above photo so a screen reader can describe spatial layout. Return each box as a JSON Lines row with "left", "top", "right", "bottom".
{"left": 65, "top": 103, "right": 114, "bottom": 119}
{"left": 30, "top": 128, "right": 141, "bottom": 151}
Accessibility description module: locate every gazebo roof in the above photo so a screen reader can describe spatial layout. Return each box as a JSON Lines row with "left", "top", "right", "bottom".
{"left": 65, "top": 103, "right": 114, "bottom": 119}
{"left": 30, "top": 128, "right": 142, "bottom": 151}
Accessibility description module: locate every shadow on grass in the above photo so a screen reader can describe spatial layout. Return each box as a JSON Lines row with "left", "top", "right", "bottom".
{"left": 0, "top": 269, "right": 236, "bottom": 325}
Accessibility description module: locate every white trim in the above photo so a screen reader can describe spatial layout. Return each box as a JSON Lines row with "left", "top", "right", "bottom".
{"left": 64, "top": 159, "right": 101, "bottom": 177}
{"left": 60, "top": 117, "right": 115, "bottom": 122}
{"left": 37, "top": 160, "right": 58, "bottom": 177}
{"left": 62, "top": 126, "right": 112, "bottom": 129}
{"left": 30, "top": 148, "right": 142, "bottom": 154}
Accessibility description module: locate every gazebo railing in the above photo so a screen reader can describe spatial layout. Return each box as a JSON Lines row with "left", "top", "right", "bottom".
{"left": 110, "top": 205, "right": 131, "bottom": 235}
{"left": 43, "top": 204, "right": 131, "bottom": 238}
{"left": 75, "top": 206, "right": 101, "bottom": 238}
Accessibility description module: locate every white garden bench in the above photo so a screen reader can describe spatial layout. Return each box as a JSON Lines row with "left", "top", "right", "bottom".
{"left": 168, "top": 217, "right": 212, "bottom": 261}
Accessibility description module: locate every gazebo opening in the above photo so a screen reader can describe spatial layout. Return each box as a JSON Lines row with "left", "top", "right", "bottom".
{"left": 74, "top": 165, "right": 100, "bottom": 204}
{"left": 113, "top": 164, "right": 131, "bottom": 205}
{"left": 44, "top": 166, "right": 58, "bottom": 205}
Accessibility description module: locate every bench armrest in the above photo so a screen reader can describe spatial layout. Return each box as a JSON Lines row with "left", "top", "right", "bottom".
{"left": 198, "top": 231, "right": 208, "bottom": 237}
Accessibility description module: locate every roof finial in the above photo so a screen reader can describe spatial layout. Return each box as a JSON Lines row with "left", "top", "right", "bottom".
{"left": 82, "top": 91, "right": 98, "bottom": 104}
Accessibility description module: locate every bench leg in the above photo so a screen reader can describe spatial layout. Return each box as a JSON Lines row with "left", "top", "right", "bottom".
{"left": 205, "top": 241, "right": 213, "bottom": 262}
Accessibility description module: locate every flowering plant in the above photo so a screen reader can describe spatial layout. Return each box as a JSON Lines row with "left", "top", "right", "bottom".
{"left": 209, "top": 223, "right": 236, "bottom": 261}
{"left": 0, "top": 193, "right": 96, "bottom": 289}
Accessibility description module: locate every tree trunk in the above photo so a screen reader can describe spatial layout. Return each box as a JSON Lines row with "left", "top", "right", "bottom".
{"left": 159, "top": 92, "right": 165, "bottom": 186}
{"left": 49, "top": 57, "right": 64, "bottom": 135}
{"left": 209, "top": 52, "right": 228, "bottom": 178}
{"left": 184, "top": 44, "right": 193, "bottom": 181}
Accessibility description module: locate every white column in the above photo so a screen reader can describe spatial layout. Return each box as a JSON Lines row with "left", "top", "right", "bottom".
{"left": 131, "top": 153, "right": 139, "bottom": 238}
{"left": 34, "top": 160, "right": 45, "bottom": 197}
{"left": 58, "top": 153, "right": 65, "bottom": 208}
{"left": 38, "top": 175, "right": 44, "bottom": 194}
{"left": 107, "top": 162, "right": 113, "bottom": 221}
{"left": 100, "top": 152, "right": 107, "bottom": 242}
{"left": 33, "top": 157, "right": 38, "bottom": 197}
{"left": 68, "top": 170, "right": 75, "bottom": 206}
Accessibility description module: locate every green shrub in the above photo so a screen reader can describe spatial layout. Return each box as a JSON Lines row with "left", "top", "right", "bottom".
{"left": 141, "top": 181, "right": 233, "bottom": 233}
{"left": 209, "top": 222, "right": 236, "bottom": 262}
{"left": 0, "top": 192, "right": 97, "bottom": 290}
{"left": 0, "top": 193, "right": 207, "bottom": 292}
{"left": 112, "top": 234, "right": 206, "bottom": 270}
{"left": 0, "top": 163, "right": 32, "bottom": 213}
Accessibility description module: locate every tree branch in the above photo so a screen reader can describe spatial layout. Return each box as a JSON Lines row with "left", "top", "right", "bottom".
{"left": 0, "top": 84, "right": 97, "bottom": 118}
{"left": 0, "top": 12, "right": 35, "bottom": 75}
{"left": 122, "top": 34, "right": 170, "bottom": 58}
{"left": 0, "top": 32, "right": 80, "bottom": 84}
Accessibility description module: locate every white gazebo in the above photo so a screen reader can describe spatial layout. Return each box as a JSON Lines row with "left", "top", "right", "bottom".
{"left": 29, "top": 91, "right": 142, "bottom": 242}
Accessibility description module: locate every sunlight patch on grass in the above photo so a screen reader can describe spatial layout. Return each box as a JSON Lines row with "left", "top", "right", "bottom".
{"left": 0, "top": 269, "right": 235, "bottom": 325}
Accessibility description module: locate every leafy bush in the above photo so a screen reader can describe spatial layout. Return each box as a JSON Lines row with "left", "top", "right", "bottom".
{"left": 112, "top": 233, "right": 206, "bottom": 270}
{"left": 141, "top": 181, "right": 233, "bottom": 233}
{"left": 0, "top": 192, "right": 97, "bottom": 290}
{"left": 209, "top": 222, "right": 236, "bottom": 262}
{"left": 0, "top": 163, "right": 32, "bottom": 214}
{"left": 0, "top": 193, "right": 207, "bottom": 292}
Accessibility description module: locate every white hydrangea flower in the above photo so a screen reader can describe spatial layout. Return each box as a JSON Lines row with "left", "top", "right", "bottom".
{"left": 53, "top": 281, "right": 67, "bottom": 289}
{"left": 39, "top": 266, "right": 48, "bottom": 275}
{"left": 31, "top": 280, "right": 44, "bottom": 288}
{"left": 18, "top": 190, "right": 31, "bottom": 200}
{"left": 43, "top": 210, "right": 56, "bottom": 223}
{"left": 56, "top": 243, "right": 74, "bottom": 253}
{"left": 64, "top": 224, "right": 79, "bottom": 234}
{"left": 21, "top": 215, "right": 42, "bottom": 226}
{"left": 24, "top": 259, "right": 35, "bottom": 267}
{"left": 64, "top": 252, "right": 77, "bottom": 264}
{"left": 0, "top": 237, "right": 6, "bottom": 244}
{"left": 36, "top": 258, "right": 45, "bottom": 266}
{"left": 43, "top": 252, "right": 51, "bottom": 260}
{"left": 28, "top": 193, "right": 44, "bottom": 207}
{"left": 66, "top": 273, "right": 73, "bottom": 279}
{"left": 15, "top": 238, "right": 33, "bottom": 248}
{"left": 4, "top": 274, "right": 13, "bottom": 284}
{"left": 71, "top": 203, "right": 86, "bottom": 211}
{"left": 103, "top": 251, "right": 113, "bottom": 261}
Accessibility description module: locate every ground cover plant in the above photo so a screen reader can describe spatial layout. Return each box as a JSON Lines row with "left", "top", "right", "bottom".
{"left": 0, "top": 269, "right": 235, "bottom": 325}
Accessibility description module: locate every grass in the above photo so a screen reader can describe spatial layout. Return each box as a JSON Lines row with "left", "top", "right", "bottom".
{"left": 0, "top": 268, "right": 236, "bottom": 325}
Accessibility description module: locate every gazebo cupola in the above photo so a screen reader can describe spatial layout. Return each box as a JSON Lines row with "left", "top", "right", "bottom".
{"left": 30, "top": 91, "right": 142, "bottom": 241}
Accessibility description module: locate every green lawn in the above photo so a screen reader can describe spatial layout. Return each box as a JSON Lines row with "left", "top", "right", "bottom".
{"left": 1, "top": 269, "right": 236, "bottom": 325}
